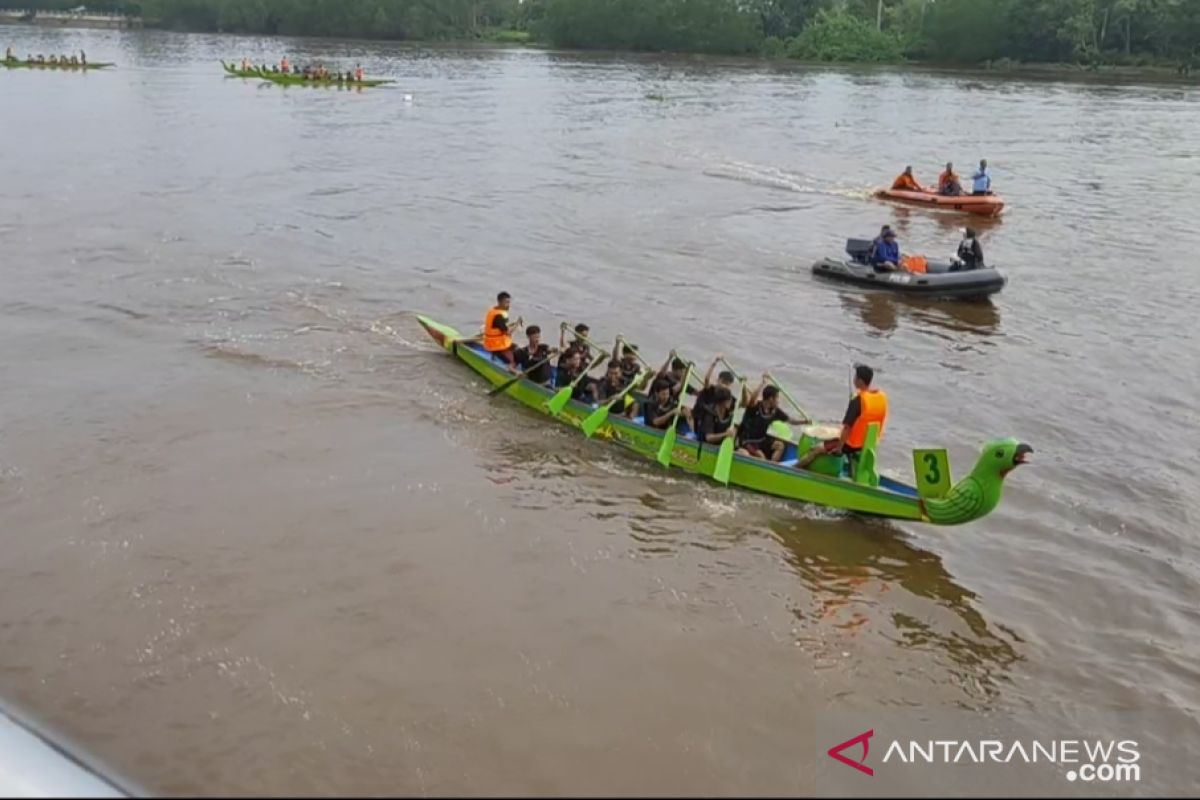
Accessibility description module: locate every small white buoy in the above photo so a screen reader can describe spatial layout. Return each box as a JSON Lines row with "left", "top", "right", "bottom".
{"left": 403, "top": 93, "right": 413, "bottom": 104}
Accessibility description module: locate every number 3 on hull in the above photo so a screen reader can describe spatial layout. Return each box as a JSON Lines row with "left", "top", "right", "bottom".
{"left": 913, "top": 448, "right": 952, "bottom": 499}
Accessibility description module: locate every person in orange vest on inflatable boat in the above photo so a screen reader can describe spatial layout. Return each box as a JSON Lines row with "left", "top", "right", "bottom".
{"left": 937, "top": 162, "right": 963, "bottom": 196}
{"left": 483, "top": 291, "right": 522, "bottom": 367}
{"left": 797, "top": 364, "right": 887, "bottom": 473}
{"left": 891, "top": 165, "right": 924, "bottom": 192}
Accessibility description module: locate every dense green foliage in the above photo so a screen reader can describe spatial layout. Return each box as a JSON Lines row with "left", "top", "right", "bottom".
{"left": 4, "top": 0, "right": 1199, "bottom": 65}
{"left": 536, "top": 0, "right": 762, "bottom": 54}
{"left": 786, "top": 9, "right": 903, "bottom": 62}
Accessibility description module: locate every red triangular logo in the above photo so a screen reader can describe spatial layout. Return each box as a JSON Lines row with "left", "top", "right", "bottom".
{"left": 828, "top": 729, "right": 875, "bottom": 776}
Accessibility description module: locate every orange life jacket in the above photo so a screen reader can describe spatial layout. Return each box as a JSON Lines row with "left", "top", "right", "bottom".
{"left": 938, "top": 170, "right": 959, "bottom": 190}
{"left": 892, "top": 174, "right": 922, "bottom": 192}
{"left": 901, "top": 254, "right": 928, "bottom": 273}
{"left": 847, "top": 389, "right": 887, "bottom": 449}
{"left": 482, "top": 307, "right": 512, "bottom": 352}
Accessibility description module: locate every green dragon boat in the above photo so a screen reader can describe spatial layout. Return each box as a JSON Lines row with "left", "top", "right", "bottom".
{"left": 417, "top": 314, "right": 1031, "bottom": 527}
{"left": 2, "top": 60, "right": 113, "bottom": 71}
{"left": 221, "top": 61, "right": 392, "bottom": 87}
{"left": 261, "top": 71, "right": 393, "bottom": 88}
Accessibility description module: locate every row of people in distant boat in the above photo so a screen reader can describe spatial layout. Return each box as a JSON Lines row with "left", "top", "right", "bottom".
{"left": 891, "top": 159, "right": 994, "bottom": 196}
{"left": 238, "top": 57, "right": 365, "bottom": 82}
{"left": 5, "top": 48, "right": 88, "bottom": 65}
{"left": 481, "top": 292, "right": 888, "bottom": 472}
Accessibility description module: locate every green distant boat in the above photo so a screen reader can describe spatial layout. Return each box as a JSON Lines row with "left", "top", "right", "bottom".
{"left": 2, "top": 60, "right": 112, "bottom": 71}
{"left": 416, "top": 315, "right": 1032, "bottom": 527}
{"left": 221, "top": 60, "right": 392, "bottom": 87}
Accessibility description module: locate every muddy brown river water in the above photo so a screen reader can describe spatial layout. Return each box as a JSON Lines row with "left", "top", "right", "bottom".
{"left": 1, "top": 26, "right": 1198, "bottom": 796}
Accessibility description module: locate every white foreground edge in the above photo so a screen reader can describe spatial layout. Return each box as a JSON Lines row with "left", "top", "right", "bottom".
{"left": 0, "top": 700, "right": 139, "bottom": 797}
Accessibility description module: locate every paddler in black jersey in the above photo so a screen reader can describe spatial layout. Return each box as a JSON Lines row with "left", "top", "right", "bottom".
{"left": 643, "top": 378, "right": 690, "bottom": 429}
{"left": 592, "top": 359, "right": 637, "bottom": 416}
{"left": 513, "top": 325, "right": 554, "bottom": 386}
{"left": 736, "top": 380, "right": 800, "bottom": 462}
{"left": 690, "top": 386, "right": 737, "bottom": 445}
{"left": 560, "top": 322, "right": 593, "bottom": 362}
{"left": 612, "top": 337, "right": 646, "bottom": 390}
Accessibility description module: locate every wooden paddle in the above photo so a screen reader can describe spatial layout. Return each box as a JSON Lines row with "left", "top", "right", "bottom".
{"left": 655, "top": 362, "right": 694, "bottom": 468}
{"left": 581, "top": 368, "right": 650, "bottom": 438}
{"left": 765, "top": 372, "right": 812, "bottom": 424}
{"left": 488, "top": 348, "right": 559, "bottom": 397}
{"left": 713, "top": 378, "right": 747, "bottom": 485}
{"left": 546, "top": 351, "right": 607, "bottom": 416}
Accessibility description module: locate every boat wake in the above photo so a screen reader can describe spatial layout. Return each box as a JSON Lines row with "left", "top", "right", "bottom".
{"left": 703, "top": 158, "right": 874, "bottom": 200}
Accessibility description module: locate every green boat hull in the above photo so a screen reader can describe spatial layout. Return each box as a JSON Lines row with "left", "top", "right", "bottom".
{"left": 262, "top": 73, "right": 392, "bottom": 88}
{"left": 2, "top": 60, "right": 113, "bottom": 71}
{"left": 417, "top": 315, "right": 1029, "bottom": 525}
{"left": 221, "top": 61, "right": 391, "bottom": 87}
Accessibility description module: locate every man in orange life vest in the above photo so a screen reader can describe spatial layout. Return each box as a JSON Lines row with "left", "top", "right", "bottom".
{"left": 483, "top": 291, "right": 522, "bottom": 367}
{"left": 891, "top": 165, "right": 924, "bottom": 192}
{"left": 798, "top": 364, "right": 887, "bottom": 474}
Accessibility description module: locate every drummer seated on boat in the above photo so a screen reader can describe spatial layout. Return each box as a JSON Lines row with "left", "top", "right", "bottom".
{"left": 483, "top": 291, "right": 520, "bottom": 367}
{"left": 797, "top": 364, "right": 887, "bottom": 474}
{"left": 891, "top": 166, "right": 925, "bottom": 192}
{"left": 737, "top": 381, "right": 798, "bottom": 462}
{"left": 870, "top": 229, "right": 902, "bottom": 272}
{"left": 514, "top": 325, "right": 554, "bottom": 386}
{"left": 938, "top": 162, "right": 963, "bottom": 195}
{"left": 643, "top": 378, "right": 690, "bottom": 430}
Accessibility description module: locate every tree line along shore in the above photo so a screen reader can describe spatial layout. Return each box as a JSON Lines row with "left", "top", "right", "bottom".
{"left": 5, "top": 0, "right": 1199, "bottom": 70}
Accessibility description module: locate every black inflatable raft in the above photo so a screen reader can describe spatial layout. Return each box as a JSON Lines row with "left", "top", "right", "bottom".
{"left": 812, "top": 238, "right": 1006, "bottom": 301}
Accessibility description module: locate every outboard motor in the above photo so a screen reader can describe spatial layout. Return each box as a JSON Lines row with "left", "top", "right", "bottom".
{"left": 845, "top": 238, "right": 874, "bottom": 264}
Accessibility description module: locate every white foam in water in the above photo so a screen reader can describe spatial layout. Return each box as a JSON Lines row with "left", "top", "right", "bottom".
{"left": 699, "top": 497, "right": 739, "bottom": 518}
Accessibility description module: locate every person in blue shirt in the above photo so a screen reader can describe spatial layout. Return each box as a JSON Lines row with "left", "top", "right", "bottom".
{"left": 870, "top": 229, "right": 901, "bottom": 272}
{"left": 972, "top": 159, "right": 992, "bottom": 195}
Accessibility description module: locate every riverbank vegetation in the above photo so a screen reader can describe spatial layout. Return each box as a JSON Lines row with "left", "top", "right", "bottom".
{"left": 4, "top": 0, "right": 1198, "bottom": 68}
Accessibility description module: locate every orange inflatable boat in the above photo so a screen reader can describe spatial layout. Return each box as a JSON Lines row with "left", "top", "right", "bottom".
{"left": 875, "top": 188, "right": 1005, "bottom": 217}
